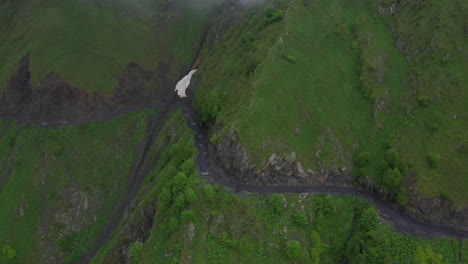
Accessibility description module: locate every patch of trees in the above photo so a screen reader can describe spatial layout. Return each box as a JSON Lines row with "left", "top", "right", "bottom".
{"left": 264, "top": 6, "right": 285, "bottom": 25}
{"left": 379, "top": 147, "right": 409, "bottom": 204}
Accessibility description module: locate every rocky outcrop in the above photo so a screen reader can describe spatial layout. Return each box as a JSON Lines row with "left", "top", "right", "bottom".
{"left": 404, "top": 188, "right": 468, "bottom": 226}
{"left": 0, "top": 55, "right": 173, "bottom": 124}
{"left": 213, "top": 128, "right": 354, "bottom": 186}
{"left": 213, "top": 128, "right": 468, "bottom": 227}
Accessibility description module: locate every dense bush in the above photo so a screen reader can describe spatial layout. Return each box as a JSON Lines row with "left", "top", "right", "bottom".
{"left": 171, "top": 172, "right": 188, "bottom": 194}
{"left": 417, "top": 96, "right": 431, "bottom": 107}
{"left": 169, "top": 217, "right": 180, "bottom": 233}
{"left": 284, "top": 240, "right": 301, "bottom": 260}
{"left": 426, "top": 153, "right": 440, "bottom": 169}
{"left": 414, "top": 246, "right": 443, "bottom": 264}
{"left": 158, "top": 188, "right": 172, "bottom": 210}
{"left": 381, "top": 168, "right": 403, "bottom": 194}
{"left": 264, "top": 6, "right": 285, "bottom": 25}
{"left": 269, "top": 193, "right": 284, "bottom": 214}
{"left": 128, "top": 242, "right": 144, "bottom": 264}
{"left": 358, "top": 208, "right": 379, "bottom": 232}
{"left": 203, "top": 184, "right": 215, "bottom": 202}
{"left": 1, "top": 245, "right": 16, "bottom": 260}
{"left": 285, "top": 55, "right": 297, "bottom": 63}
{"left": 184, "top": 187, "right": 197, "bottom": 204}
{"left": 292, "top": 210, "right": 308, "bottom": 226}
{"left": 355, "top": 151, "right": 370, "bottom": 167}
{"left": 314, "top": 195, "right": 336, "bottom": 216}
{"left": 310, "top": 231, "right": 322, "bottom": 264}
{"left": 181, "top": 210, "right": 196, "bottom": 224}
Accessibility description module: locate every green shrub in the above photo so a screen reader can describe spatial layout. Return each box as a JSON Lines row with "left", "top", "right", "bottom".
{"left": 265, "top": 7, "right": 285, "bottom": 25}
{"left": 203, "top": 184, "right": 215, "bottom": 202}
{"left": 414, "top": 246, "right": 443, "bottom": 264}
{"left": 240, "top": 32, "right": 254, "bottom": 45}
{"left": 314, "top": 195, "right": 336, "bottom": 216}
{"left": 181, "top": 210, "right": 196, "bottom": 223}
{"left": 439, "top": 193, "right": 451, "bottom": 201}
{"left": 269, "top": 193, "right": 284, "bottom": 214}
{"left": 7, "top": 137, "right": 15, "bottom": 148}
{"left": 285, "top": 55, "right": 297, "bottom": 63}
{"left": 284, "top": 240, "right": 301, "bottom": 260}
{"left": 175, "top": 194, "right": 187, "bottom": 208}
{"left": 358, "top": 208, "right": 379, "bottom": 232}
{"left": 292, "top": 210, "right": 308, "bottom": 226}
{"left": 169, "top": 217, "right": 180, "bottom": 232}
{"left": 382, "top": 168, "right": 403, "bottom": 194}
{"left": 52, "top": 145, "right": 64, "bottom": 156}
{"left": 355, "top": 151, "right": 370, "bottom": 167}
{"left": 429, "top": 122, "right": 439, "bottom": 131}
{"left": 1, "top": 245, "right": 16, "bottom": 260}
{"left": 396, "top": 190, "right": 409, "bottom": 205}
{"left": 426, "top": 153, "right": 440, "bottom": 169}
{"left": 417, "top": 96, "right": 431, "bottom": 107}
{"left": 171, "top": 172, "right": 188, "bottom": 194}
{"left": 128, "top": 242, "right": 144, "bottom": 264}
{"left": 184, "top": 187, "right": 197, "bottom": 204}
{"left": 158, "top": 188, "right": 172, "bottom": 210}
{"left": 310, "top": 231, "right": 322, "bottom": 264}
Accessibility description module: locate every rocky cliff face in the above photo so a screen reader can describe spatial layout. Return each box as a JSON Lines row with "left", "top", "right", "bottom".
{"left": 213, "top": 128, "right": 354, "bottom": 186}
{"left": 212, "top": 128, "right": 468, "bottom": 226}
{"left": 0, "top": 54, "right": 173, "bottom": 124}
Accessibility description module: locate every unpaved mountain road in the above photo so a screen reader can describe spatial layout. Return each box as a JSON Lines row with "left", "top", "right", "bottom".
{"left": 1, "top": 93, "right": 467, "bottom": 264}
{"left": 181, "top": 102, "right": 468, "bottom": 240}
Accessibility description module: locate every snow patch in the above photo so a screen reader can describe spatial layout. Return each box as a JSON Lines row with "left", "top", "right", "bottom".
{"left": 175, "top": 69, "right": 197, "bottom": 98}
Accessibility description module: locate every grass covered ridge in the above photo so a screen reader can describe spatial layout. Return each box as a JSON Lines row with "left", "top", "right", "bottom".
{"left": 0, "top": 108, "right": 157, "bottom": 263}
{"left": 0, "top": 0, "right": 209, "bottom": 93}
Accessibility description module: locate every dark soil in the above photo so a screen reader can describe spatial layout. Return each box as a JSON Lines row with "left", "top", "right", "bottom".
{"left": 0, "top": 54, "right": 175, "bottom": 125}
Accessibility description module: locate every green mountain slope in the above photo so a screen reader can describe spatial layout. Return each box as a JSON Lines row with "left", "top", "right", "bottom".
{"left": 0, "top": 0, "right": 208, "bottom": 93}
{"left": 0, "top": 0, "right": 466, "bottom": 262}
{"left": 0, "top": 109, "right": 156, "bottom": 263}
{"left": 194, "top": 0, "right": 467, "bottom": 221}
{"left": 91, "top": 111, "right": 467, "bottom": 264}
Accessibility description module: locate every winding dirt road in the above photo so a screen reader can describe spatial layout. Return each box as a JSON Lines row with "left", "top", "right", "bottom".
{"left": 180, "top": 101, "right": 468, "bottom": 240}
{"left": 2, "top": 92, "right": 467, "bottom": 264}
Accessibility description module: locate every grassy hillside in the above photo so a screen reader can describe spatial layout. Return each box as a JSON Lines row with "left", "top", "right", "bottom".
{"left": 194, "top": 0, "right": 467, "bottom": 208}
{"left": 0, "top": 0, "right": 208, "bottom": 93}
{"left": 91, "top": 112, "right": 467, "bottom": 264}
{"left": 0, "top": 108, "right": 156, "bottom": 263}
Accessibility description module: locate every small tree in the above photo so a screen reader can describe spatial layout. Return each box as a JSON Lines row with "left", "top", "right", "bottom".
{"left": 284, "top": 240, "right": 301, "bottom": 260}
